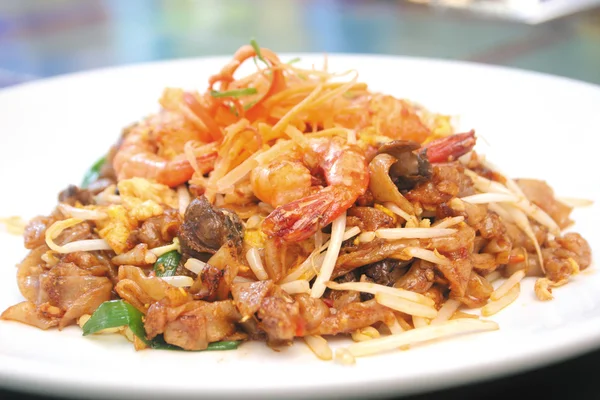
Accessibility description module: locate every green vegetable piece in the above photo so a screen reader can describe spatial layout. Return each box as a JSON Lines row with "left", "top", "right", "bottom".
{"left": 153, "top": 250, "right": 181, "bottom": 277}
{"left": 287, "top": 57, "right": 301, "bottom": 65}
{"left": 205, "top": 341, "right": 241, "bottom": 351}
{"left": 82, "top": 300, "right": 146, "bottom": 340}
{"left": 210, "top": 88, "right": 258, "bottom": 98}
{"left": 250, "top": 38, "right": 266, "bottom": 64}
{"left": 148, "top": 335, "right": 241, "bottom": 351}
{"left": 81, "top": 156, "right": 107, "bottom": 188}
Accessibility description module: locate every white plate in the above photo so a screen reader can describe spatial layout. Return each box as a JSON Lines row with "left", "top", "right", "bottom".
{"left": 0, "top": 55, "right": 598, "bottom": 400}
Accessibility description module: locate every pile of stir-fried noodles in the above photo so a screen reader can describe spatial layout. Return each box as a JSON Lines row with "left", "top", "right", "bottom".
{"left": 1, "top": 43, "right": 592, "bottom": 362}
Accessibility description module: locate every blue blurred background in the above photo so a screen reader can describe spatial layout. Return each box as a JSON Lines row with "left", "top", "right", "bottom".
{"left": 0, "top": 0, "right": 599, "bottom": 88}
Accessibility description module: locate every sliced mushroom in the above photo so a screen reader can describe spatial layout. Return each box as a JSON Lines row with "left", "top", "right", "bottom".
{"left": 368, "top": 140, "right": 433, "bottom": 215}
{"left": 368, "top": 154, "right": 415, "bottom": 214}
{"left": 377, "top": 140, "right": 432, "bottom": 191}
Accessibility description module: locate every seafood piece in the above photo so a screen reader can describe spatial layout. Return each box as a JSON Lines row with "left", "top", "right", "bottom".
{"left": 422, "top": 130, "right": 476, "bottom": 163}
{"left": 377, "top": 140, "right": 432, "bottom": 190}
{"left": 261, "top": 136, "right": 369, "bottom": 242}
{"left": 368, "top": 96, "right": 432, "bottom": 142}
{"left": 250, "top": 157, "right": 312, "bottom": 207}
{"left": 179, "top": 196, "right": 244, "bottom": 260}
{"left": 145, "top": 299, "right": 241, "bottom": 351}
{"left": 113, "top": 111, "right": 217, "bottom": 187}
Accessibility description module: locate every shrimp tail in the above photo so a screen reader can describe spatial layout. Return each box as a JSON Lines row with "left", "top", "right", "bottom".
{"left": 422, "top": 130, "right": 476, "bottom": 163}
{"left": 262, "top": 187, "right": 339, "bottom": 242}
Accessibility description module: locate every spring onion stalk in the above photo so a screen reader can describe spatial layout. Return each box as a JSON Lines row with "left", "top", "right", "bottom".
{"left": 250, "top": 38, "right": 267, "bottom": 64}
{"left": 210, "top": 88, "right": 258, "bottom": 98}
{"left": 82, "top": 300, "right": 145, "bottom": 338}
{"left": 81, "top": 156, "right": 106, "bottom": 188}
{"left": 153, "top": 250, "right": 181, "bottom": 277}
{"left": 148, "top": 336, "right": 241, "bottom": 351}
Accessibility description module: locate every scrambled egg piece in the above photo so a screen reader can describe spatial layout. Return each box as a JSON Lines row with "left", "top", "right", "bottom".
{"left": 97, "top": 205, "right": 136, "bottom": 254}
{"left": 97, "top": 178, "right": 178, "bottom": 254}
{"left": 244, "top": 229, "right": 266, "bottom": 249}
{"left": 122, "top": 197, "right": 164, "bottom": 221}
{"left": 431, "top": 115, "right": 454, "bottom": 137}
{"left": 118, "top": 178, "right": 178, "bottom": 209}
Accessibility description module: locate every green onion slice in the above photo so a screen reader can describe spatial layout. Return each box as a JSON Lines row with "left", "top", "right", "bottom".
{"left": 153, "top": 250, "right": 181, "bottom": 277}
{"left": 81, "top": 156, "right": 106, "bottom": 188}
{"left": 210, "top": 88, "right": 258, "bottom": 98}
{"left": 250, "top": 38, "right": 266, "bottom": 64}
{"left": 82, "top": 300, "right": 145, "bottom": 339}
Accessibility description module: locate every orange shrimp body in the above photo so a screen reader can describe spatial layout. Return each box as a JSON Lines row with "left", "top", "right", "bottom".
{"left": 250, "top": 157, "right": 313, "bottom": 208}
{"left": 261, "top": 136, "right": 369, "bottom": 242}
{"left": 113, "top": 111, "right": 217, "bottom": 187}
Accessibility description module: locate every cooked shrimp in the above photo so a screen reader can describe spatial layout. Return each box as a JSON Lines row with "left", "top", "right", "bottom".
{"left": 422, "top": 130, "right": 476, "bottom": 163}
{"left": 261, "top": 136, "right": 369, "bottom": 242}
{"left": 251, "top": 156, "right": 312, "bottom": 208}
{"left": 113, "top": 111, "right": 217, "bottom": 187}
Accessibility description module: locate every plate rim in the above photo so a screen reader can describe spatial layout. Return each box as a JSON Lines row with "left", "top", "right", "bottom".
{"left": 0, "top": 53, "right": 599, "bottom": 399}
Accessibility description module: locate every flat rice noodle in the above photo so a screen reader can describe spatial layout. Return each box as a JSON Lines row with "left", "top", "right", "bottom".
{"left": 452, "top": 271, "right": 493, "bottom": 308}
{"left": 115, "top": 265, "right": 190, "bottom": 312}
{"left": 436, "top": 200, "right": 488, "bottom": 229}
{"left": 475, "top": 210, "right": 506, "bottom": 240}
{"left": 133, "top": 209, "right": 182, "bottom": 248}
{"left": 471, "top": 253, "right": 497, "bottom": 272}
{"left": 231, "top": 280, "right": 274, "bottom": 318}
{"left": 346, "top": 206, "right": 395, "bottom": 232}
{"left": 145, "top": 299, "right": 241, "bottom": 350}
{"left": 393, "top": 260, "right": 435, "bottom": 293}
{"left": 54, "top": 220, "right": 94, "bottom": 246}
{"left": 256, "top": 287, "right": 302, "bottom": 342}
{"left": 503, "top": 220, "right": 548, "bottom": 255}
{"left": 23, "top": 214, "right": 60, "bottom": 250}
{"left": 59, "top": 284, "right": 112, "bottom": 329}
{"left": 1, "top": 301, "right": 60, "bottom": 330}
{"left": 427, "top": 225, "right": 476, "bottom": 257}
{"left": 14, "top": 247, "right": 113, "bottom": 329}
{"left": 188, "top": 263, "right": 226, "bottom": 301}
{"left": 35, "top": 263, "right": 113, "bottom": 329}
{"left": 62, "top": 251, "right": 114, "bottom": 278}
{"left": 309, "top": 299, "right": 395, "bottom": 336}
{"left": 326, "top": 288, "right": 362, "bottom": 310}
{"left": 406, "top": 163, "right": 475, "bottom": 209}
{"left": 436, "top": 257, "right": 472, "bottom": 298}
{"left": 422, "top": 285, "right": 446, "bottom": 308}
{"left": 17, "top": 245, "right": 49, "bottom": 303}
{"left": 296, "top": 293, "right": 331, "bottom": 332}
{"left": 516, "top": 179, "right": 573, "bottom": 229}
{"left": 542, "top": 233, "right": 592, "bottom": 282}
